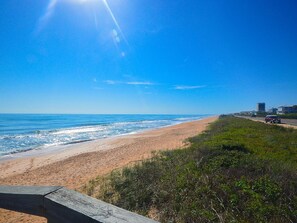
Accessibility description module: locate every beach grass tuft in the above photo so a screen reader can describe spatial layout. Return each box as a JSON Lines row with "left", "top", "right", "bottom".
{"left": 82, "top": 116, "right": 297, "bottom": 222}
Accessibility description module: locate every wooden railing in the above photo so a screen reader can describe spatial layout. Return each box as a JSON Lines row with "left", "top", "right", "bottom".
{"left": 0, "top": 186, "right": 158, "bottom": 223}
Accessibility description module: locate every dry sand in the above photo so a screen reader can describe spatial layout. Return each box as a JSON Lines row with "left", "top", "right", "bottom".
{"left": 0, "top": 116, "right": 217, "bottom": 223}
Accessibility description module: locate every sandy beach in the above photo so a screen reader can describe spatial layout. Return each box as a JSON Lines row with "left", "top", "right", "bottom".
{"left": 0, "top": 116, "right": 217, "bottom": 223}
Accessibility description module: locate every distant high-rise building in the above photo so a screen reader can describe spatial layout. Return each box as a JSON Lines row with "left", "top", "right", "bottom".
{"left": 268, "top": 108, "right": 278, "bottom": 114}
{"left": 257, "top": 103, "right": 266, "bottom": 112}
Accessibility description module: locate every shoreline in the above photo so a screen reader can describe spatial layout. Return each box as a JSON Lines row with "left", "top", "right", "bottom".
{"left": 0, "top": 116, "right": 217, "bottom": 183}
{"left": 0, "top": 117, "right": 210, "bottom": 162}
{"left": 0, "top": 116, "right": 218, "bottom": 223}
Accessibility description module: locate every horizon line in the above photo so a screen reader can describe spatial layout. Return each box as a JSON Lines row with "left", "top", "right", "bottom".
{"left": 0, "top": 112, "right": 215, "bottom": 116}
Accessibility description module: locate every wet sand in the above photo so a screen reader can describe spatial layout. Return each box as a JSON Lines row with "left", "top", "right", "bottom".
{"left": 0, "top": 116, "right": 217, "bottom": 223}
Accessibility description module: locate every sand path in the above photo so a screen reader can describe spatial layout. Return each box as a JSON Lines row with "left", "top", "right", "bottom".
{"left": 0, "top": 116, "right": 217, "bottom": 223}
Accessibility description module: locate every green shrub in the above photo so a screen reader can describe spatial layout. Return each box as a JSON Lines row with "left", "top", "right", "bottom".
{"left": 279, "top": 113, "right": 297, "bottom": 119}
{"left": 82, "top": 117, "right": 297, "bottom": 222}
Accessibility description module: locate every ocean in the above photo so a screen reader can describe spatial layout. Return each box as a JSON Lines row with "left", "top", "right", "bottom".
{"left": 0, "top": 114, "right": 209, "bottom": 157}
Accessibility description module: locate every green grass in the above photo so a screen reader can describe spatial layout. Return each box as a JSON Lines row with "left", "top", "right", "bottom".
{"left": 82, "top": 116, "right": 297, "bottom": 223}
{"left": 279, "top": 113, "right": 297, "bottom": 119}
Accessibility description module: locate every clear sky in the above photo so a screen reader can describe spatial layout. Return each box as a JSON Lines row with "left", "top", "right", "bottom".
{"left": 0, "top": 0, "right": 297, "bottom": 114}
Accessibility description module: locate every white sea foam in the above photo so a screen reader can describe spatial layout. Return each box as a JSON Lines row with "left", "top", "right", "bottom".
{"left": 0, "top": 114, "right": 207, "bottom": 156}
{"left": 175, "top": 117, "right": 201, "bottom": 121}
{"left": 52, "top": 126, "right": 106, "bottom": 135}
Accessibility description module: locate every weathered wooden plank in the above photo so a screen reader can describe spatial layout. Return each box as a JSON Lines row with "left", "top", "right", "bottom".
{"left": 45, "top": 187, "right": 158, "bottom": 223}
{"left": 0, "top": 186, "right": 159, "bottom": 223}
{"left": 0, "top": 185, "right": 62, "bottom": 217}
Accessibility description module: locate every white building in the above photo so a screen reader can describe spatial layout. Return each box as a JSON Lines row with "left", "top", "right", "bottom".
{"left": 277, "top": 106, "right": 297, "bottom": 114}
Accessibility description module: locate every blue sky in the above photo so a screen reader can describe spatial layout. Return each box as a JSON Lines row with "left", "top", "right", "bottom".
{"left": 0, "top": 0, "right": 296, "bottom": 114}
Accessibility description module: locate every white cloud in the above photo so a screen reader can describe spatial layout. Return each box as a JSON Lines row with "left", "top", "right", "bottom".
{"left": 103, "top": 80, "right": 155, "bottom": 86}
{"left": 126, "top": 81, "right": 154, "bottom": 85}
{"left": 103, "top": 80, "right": 117, "bottom": 85}
{"left": 174, "top": 85, "right": 206, "bottom": 90}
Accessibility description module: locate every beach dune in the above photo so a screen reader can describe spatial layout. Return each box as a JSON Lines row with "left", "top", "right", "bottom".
{"left": 0, "top": 116, "right": 217, "bottom": 223}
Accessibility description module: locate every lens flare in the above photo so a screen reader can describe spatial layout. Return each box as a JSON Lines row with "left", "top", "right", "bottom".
{"left": 101, "top": 0, "right": 129, "bottom": 46}
{"left": 37, "top": 0, "right": 128, "bottom": 46}
{"left": 35, "top": 0, "right": 57, "bottom": 34}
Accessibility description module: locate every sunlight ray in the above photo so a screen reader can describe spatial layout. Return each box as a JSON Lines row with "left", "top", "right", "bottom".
{"left": 101, "top": 0, "right": 129, "bottom": 46}
{"left": 35, "top": 0, "right": 57, "bottom": 34}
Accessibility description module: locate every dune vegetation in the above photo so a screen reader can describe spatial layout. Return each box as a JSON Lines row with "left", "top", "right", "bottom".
{"left": 279, "top": 113, "right": 297, "bottom": 119}
{"left": 82, "top": 116, "right": 297, "bottom": 222}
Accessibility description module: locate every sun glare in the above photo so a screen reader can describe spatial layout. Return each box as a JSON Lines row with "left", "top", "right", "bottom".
{"left": 37, "top": 0, "right": 129, "bottom": 53}
{"left": 62, "top": 0, "right": 93, "bottom": 3}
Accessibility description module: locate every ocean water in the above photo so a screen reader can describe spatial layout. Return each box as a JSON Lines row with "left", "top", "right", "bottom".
{"left": 0, "top": 114, "right": 209, "bottom": 156}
